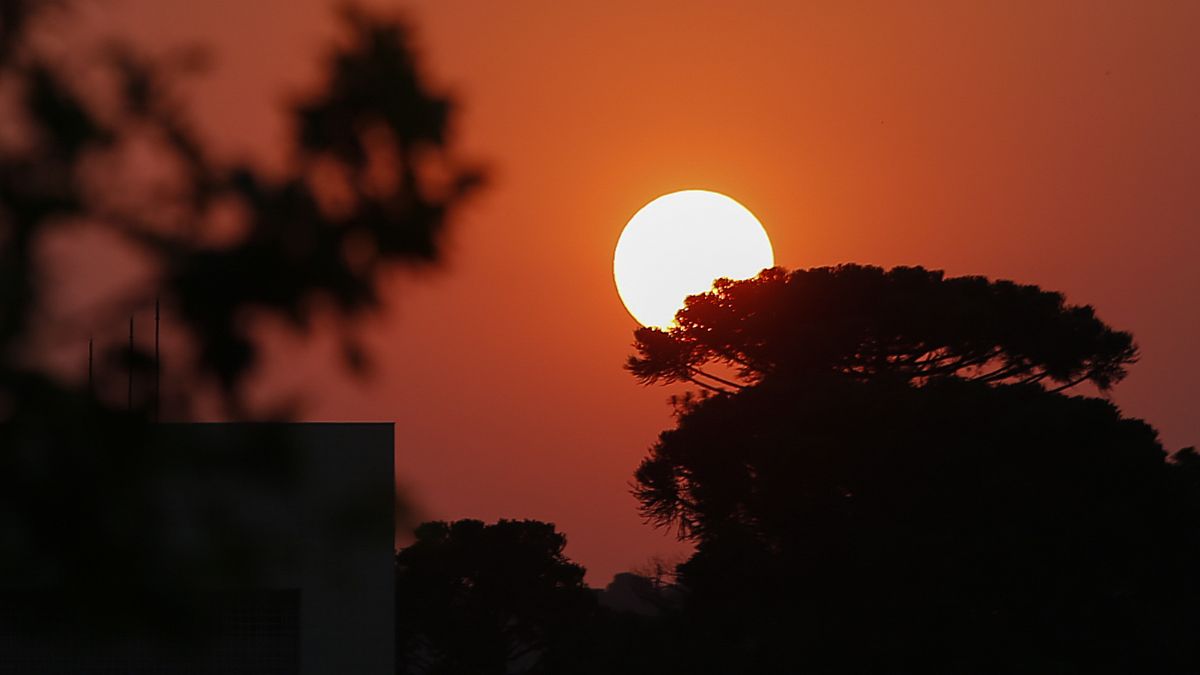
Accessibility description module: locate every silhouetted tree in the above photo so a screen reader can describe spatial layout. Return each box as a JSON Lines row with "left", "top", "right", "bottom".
{"left": 630, "top": 265, "right": 1200, "bottom": 673}
{"left": 629, "top": 265, "right": 1137, "bottom": 396}
{"left": 395, "top": 520, "right": 687, "bottom": 675}
{"left": 395, "top": 520, "right": 599, "bottom": 675}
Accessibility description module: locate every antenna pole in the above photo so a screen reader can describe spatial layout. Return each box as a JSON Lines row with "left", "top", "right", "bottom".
{"left": 154, "top": 297, "right": 160, "bottom": 422}
{"left": 128, "top": 316, "right": 134, "bottom": 411}
{"left": 88, "top": 336, "right": 93, "bottom": 396}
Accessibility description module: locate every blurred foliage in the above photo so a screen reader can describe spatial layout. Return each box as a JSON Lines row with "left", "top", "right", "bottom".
{"left": 0, "top": 0, "right": 477, "bottom": 645}
{"left": 0, "top": 0, "right": 481, "bottom": 412}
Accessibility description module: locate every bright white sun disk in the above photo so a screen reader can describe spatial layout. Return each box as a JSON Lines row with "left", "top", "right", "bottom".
{"left": 613, "top": 190, "right": 774, "bottom": 329}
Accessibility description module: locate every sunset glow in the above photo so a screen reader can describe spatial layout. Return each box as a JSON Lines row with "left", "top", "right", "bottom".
{"left": 56, "top": 0, "right": 1200, "bottom": 605}
{"left": 613, "top": 190, "right": 774, "bottom": 328}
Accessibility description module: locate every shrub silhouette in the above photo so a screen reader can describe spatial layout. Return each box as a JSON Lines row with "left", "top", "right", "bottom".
{"left": 395, "top": 519, "right": 599, "bottom": 675}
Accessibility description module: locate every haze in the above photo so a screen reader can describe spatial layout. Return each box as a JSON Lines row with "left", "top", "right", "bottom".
{"left": 84, "top": 0, "right": 1200, "bottom": 583}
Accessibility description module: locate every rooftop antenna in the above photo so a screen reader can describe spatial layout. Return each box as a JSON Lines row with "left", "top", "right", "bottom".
{"left": 128, "top": 316, "right": 134, "bottom": 411}
{"left": 154, "top": 297, "right": 160, "bottom": 422}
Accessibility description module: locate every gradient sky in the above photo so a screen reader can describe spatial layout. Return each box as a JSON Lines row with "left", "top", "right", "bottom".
{"left": 88, "top": 0, "right": 1200, "bottom": 583}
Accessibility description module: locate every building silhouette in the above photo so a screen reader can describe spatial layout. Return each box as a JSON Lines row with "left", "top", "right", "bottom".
{"left": 0, "top": 423, "right": 395, "bottom": 675}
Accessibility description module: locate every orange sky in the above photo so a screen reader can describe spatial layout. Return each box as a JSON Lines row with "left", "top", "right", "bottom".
{"left": 89, "top": 0, "right": 1200, "bottom": 583}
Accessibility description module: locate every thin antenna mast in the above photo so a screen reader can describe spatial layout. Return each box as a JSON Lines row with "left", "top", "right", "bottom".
{"left": 154, "top": 298, "right": 160, "bottom": 422}
{"left": 128, "top": 316, "right": 134, "bottom": 411}
{"left": 88, "top": 336, "right": 94, "bottom": 396}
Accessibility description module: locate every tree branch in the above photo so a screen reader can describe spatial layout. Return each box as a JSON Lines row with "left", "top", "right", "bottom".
{"left": 690, "top": 367, "right": 745, "bottom": 390}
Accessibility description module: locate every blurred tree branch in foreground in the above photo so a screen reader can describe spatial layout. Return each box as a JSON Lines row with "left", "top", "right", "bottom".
{"left": 0, "top": 0, "right": 479, "bottom": 639}
{"left": 1, "top": 0, "right": 482, "bottom": 416}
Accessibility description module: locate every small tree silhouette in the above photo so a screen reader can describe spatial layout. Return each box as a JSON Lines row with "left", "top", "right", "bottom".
{"left": 395, "top": 520, "right": 599, "bottom": 675}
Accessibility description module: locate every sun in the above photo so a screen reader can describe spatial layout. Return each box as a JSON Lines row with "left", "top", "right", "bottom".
{"left": 613, "top": 190, "right": 774, "bottom": 329}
